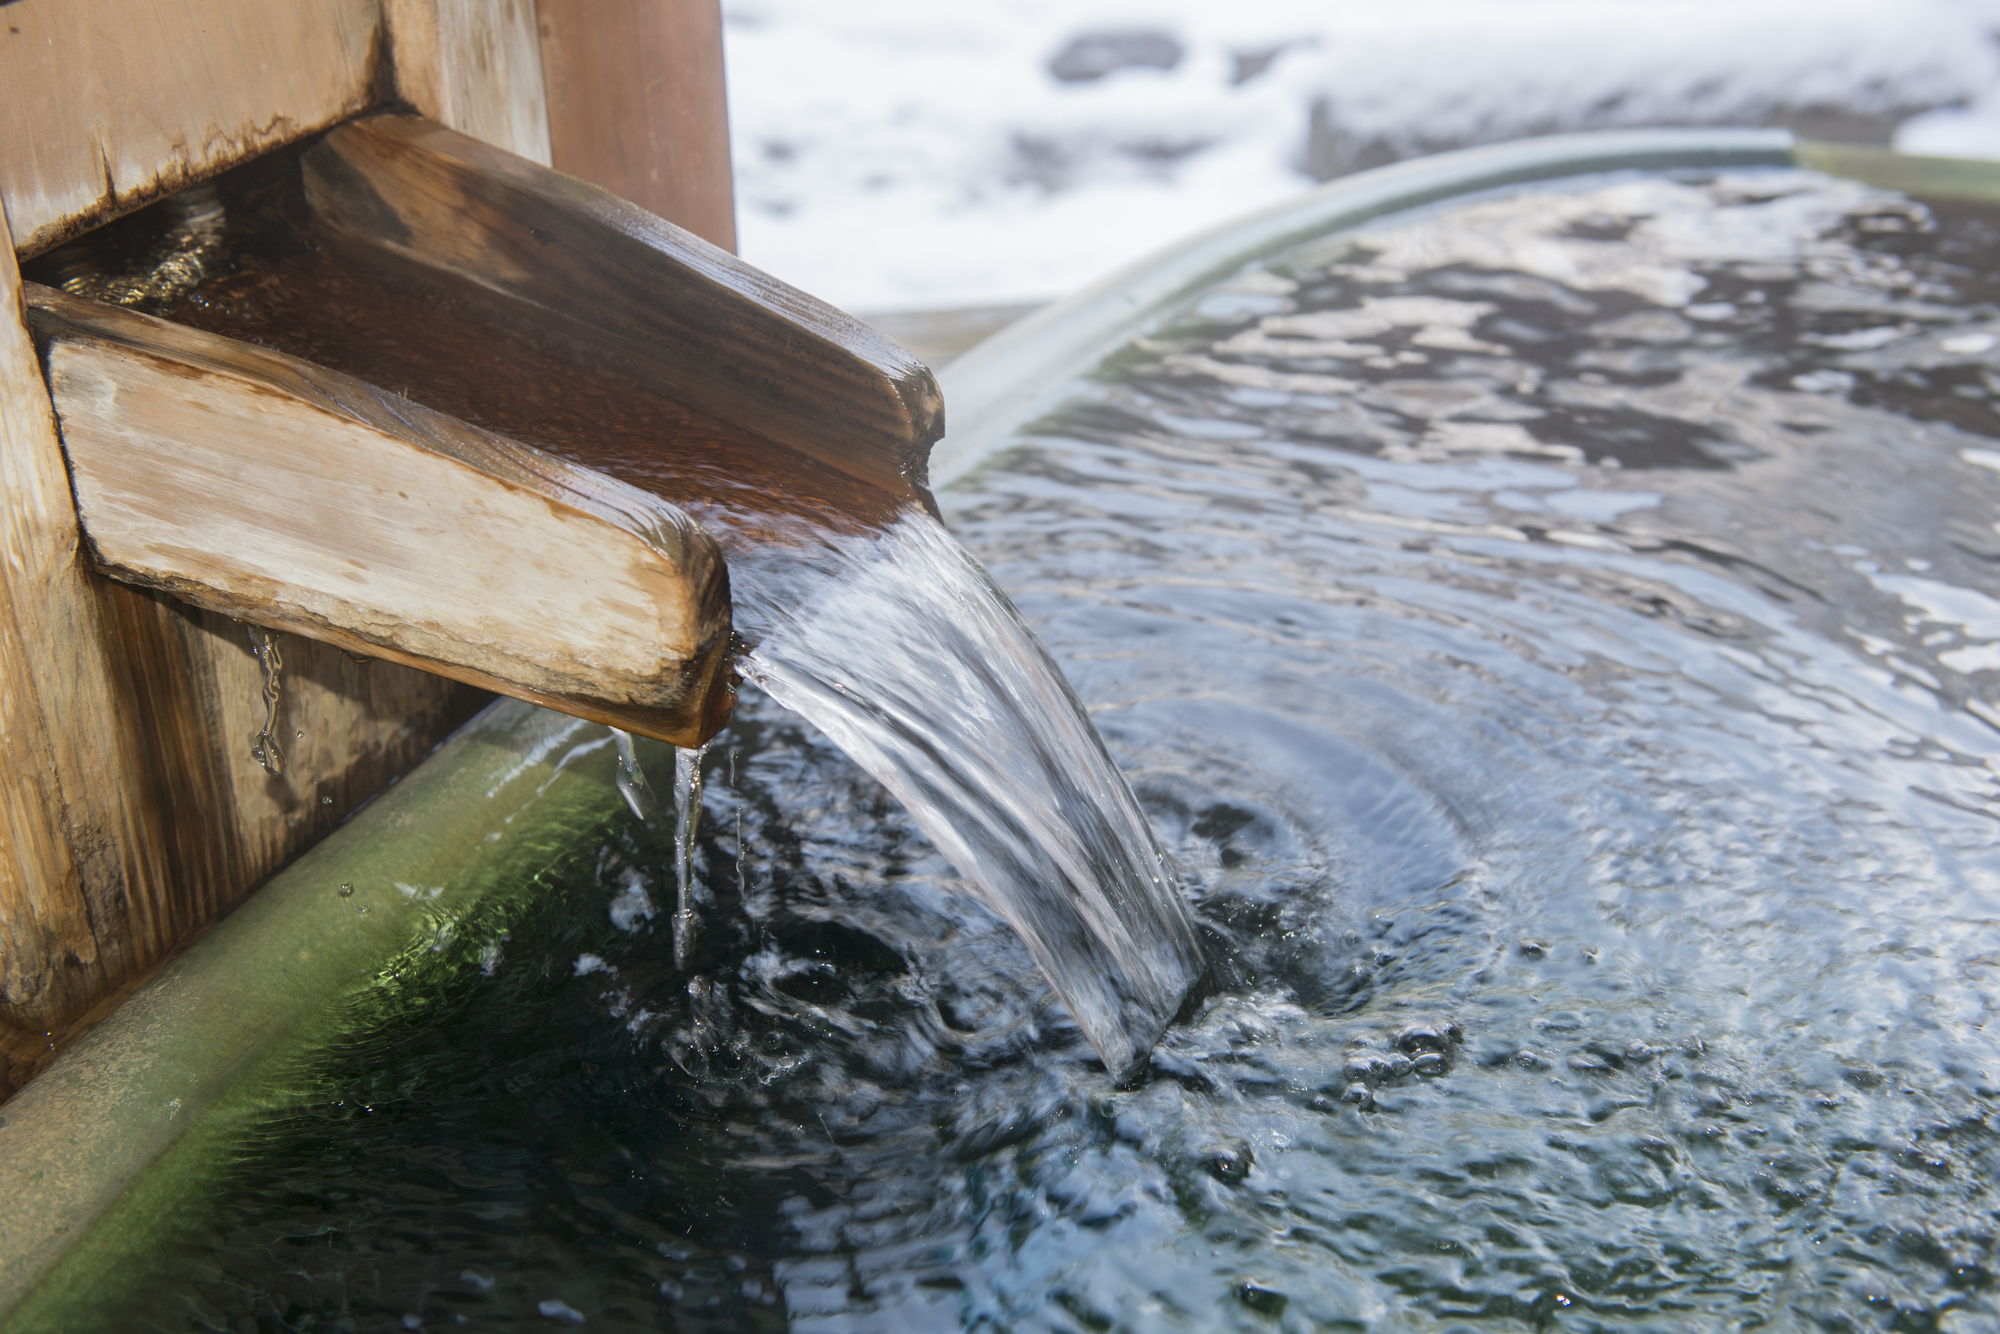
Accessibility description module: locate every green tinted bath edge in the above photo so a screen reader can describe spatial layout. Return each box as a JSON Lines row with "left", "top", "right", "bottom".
{"left": 0, "top": 699, "right": 649, "bottom": 1330}
{"left": 8, "top": 126, "right": 2000, "bottom": 1330}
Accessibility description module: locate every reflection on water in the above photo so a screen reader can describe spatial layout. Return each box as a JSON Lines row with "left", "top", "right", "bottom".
{"left": 99, "top": 169, "right": 2000, "bottom": 1330}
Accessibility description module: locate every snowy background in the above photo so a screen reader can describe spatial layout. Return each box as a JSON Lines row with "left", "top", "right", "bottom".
{"left": 722, "top": 0, "right": 2000, "bottom": 318}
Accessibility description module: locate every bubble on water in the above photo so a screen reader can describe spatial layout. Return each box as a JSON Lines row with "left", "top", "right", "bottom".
{"left": 535, "top": 1298, "right": 584, "bottom": 1324}
{"left": 1203, "top": 1143, "right": 1253, "bottom": 1184}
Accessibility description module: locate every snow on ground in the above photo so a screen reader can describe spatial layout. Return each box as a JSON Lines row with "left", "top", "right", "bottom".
{"left": 722, "top": 0, "right": 2000, "bottom": 315}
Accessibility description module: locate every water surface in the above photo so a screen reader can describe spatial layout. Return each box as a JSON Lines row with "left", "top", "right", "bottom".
{"left": 82, "top": 167, "right": 2000, "bottom": 1332}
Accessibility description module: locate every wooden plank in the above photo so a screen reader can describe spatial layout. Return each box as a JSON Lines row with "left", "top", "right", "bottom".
{"left": 302, "top": 115, "right": 944, "bottom": 504}
{"left": 535, "top": 0, "right": 736, "bottom": 251}
{"left": 387, "top": 0, "right": 554, "bottom": 168}
{"left": 31, "top": 287, "right": 735, "bottom": 747}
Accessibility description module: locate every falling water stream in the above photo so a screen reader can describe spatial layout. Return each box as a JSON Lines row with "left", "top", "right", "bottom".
{"left": 37, "top": 164, "right": 2000, "bottom": 1330}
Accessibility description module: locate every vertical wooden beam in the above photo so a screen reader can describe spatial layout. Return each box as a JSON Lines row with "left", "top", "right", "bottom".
{"left": 533, "top": 0, "right": 738, "bottom": 252}
{"left": 386, "top": 0, "right": 554, "bottom": 165}
{"left": 0, "top": 200, "right": 99, "bottom": 1079}
{"left": 0, "top": 195, "right": 179, "bottom": 1054}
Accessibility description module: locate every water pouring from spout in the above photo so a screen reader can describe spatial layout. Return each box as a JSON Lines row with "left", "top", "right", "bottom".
{"left": 738, "top": 510, "right": 1209, "bottom": 1078}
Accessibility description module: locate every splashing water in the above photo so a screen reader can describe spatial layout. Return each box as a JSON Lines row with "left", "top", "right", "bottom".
{"left": 736, "top": 512, "right": 1209, "bottom": 1077}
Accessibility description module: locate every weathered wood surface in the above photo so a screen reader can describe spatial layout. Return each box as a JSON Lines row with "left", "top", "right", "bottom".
{"left": 536, "top": 0, "right": 737, "bottom": 252}
{"left": 1, "top": 221, "right": 487, "bottom": 1073}
{"left": 31, "top": 287, "right": 735, "bottom": 747}
{"left": 0, "top": 0, "right": 549, "bottom": 258}
{"left": 387, "top": 0, "right": 553, "bottom": 170}
{"left": 304, "top": 115, "right": 945, "bottom": 503}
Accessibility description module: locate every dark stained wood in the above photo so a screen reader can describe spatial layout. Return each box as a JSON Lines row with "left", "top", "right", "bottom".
{"left": 300, "top": 115, "right": 943, "bottom": 505}
{"left": 535, "top": 0, "right": 737, "bottom": 252}
{"left": 30, "top": 286, "right": 736, "bottom": 748}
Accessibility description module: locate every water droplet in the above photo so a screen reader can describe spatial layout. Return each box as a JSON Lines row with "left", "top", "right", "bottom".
{"left": 337, "top": 882, "right": 353, "bottom": 897}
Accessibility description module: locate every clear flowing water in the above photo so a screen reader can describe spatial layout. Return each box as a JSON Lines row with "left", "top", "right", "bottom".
{"left": 737, "top": 515, "right": 1207, "bottom": 1077}
{"left": 70, "top": 167, "right": 2000, "bottom": 1331}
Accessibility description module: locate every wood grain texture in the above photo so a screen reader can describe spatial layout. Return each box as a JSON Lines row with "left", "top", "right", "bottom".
{"left": 0, "top": 199, "right": 111, "bottom": 1041}
{"left": 535, "top": 0, "right": 736, "bottom": 251}
{"left": 303, "top": 115, "right": 944, "bottom": 504}
{"left": 1, "top": 0, "right": 553, "bottom": 259}
{"left": 30, "top": 287, "right": 735, "bottom": 747}
{"left": 2, "top": 204, "right": 487, "bottom": 1051}
{"left": 0, "top": 0, "right": 385, "bottom": 257}
{"left": 387, "top": 0, "right": 553, "bottom": 167}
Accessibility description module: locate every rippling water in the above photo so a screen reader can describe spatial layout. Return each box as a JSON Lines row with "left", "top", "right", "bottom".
{"left": 88, "top": 167, "right": 2000, "bottom": 1331}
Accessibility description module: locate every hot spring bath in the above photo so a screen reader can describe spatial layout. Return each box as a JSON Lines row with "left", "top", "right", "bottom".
{"left": 6, "top": 133, "right": 2000, "bottom": 1332}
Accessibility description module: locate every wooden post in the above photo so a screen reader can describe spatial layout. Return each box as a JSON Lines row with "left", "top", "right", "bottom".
{"left": 534, "top": 0, "right": 738, "bottom": 252}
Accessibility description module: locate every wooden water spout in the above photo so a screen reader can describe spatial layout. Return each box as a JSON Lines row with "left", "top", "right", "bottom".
{"left": 27, "top": 114, "right": 944, "bottom": 748}
{"left": 0, "top": 0, "right": 753, "bottom": 1092}
{"left": 5, "top": 11, "right": 1199, "bottom": 1092}
{"left": 34, "top": 117, "right": 1209, "bottom": 1079}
